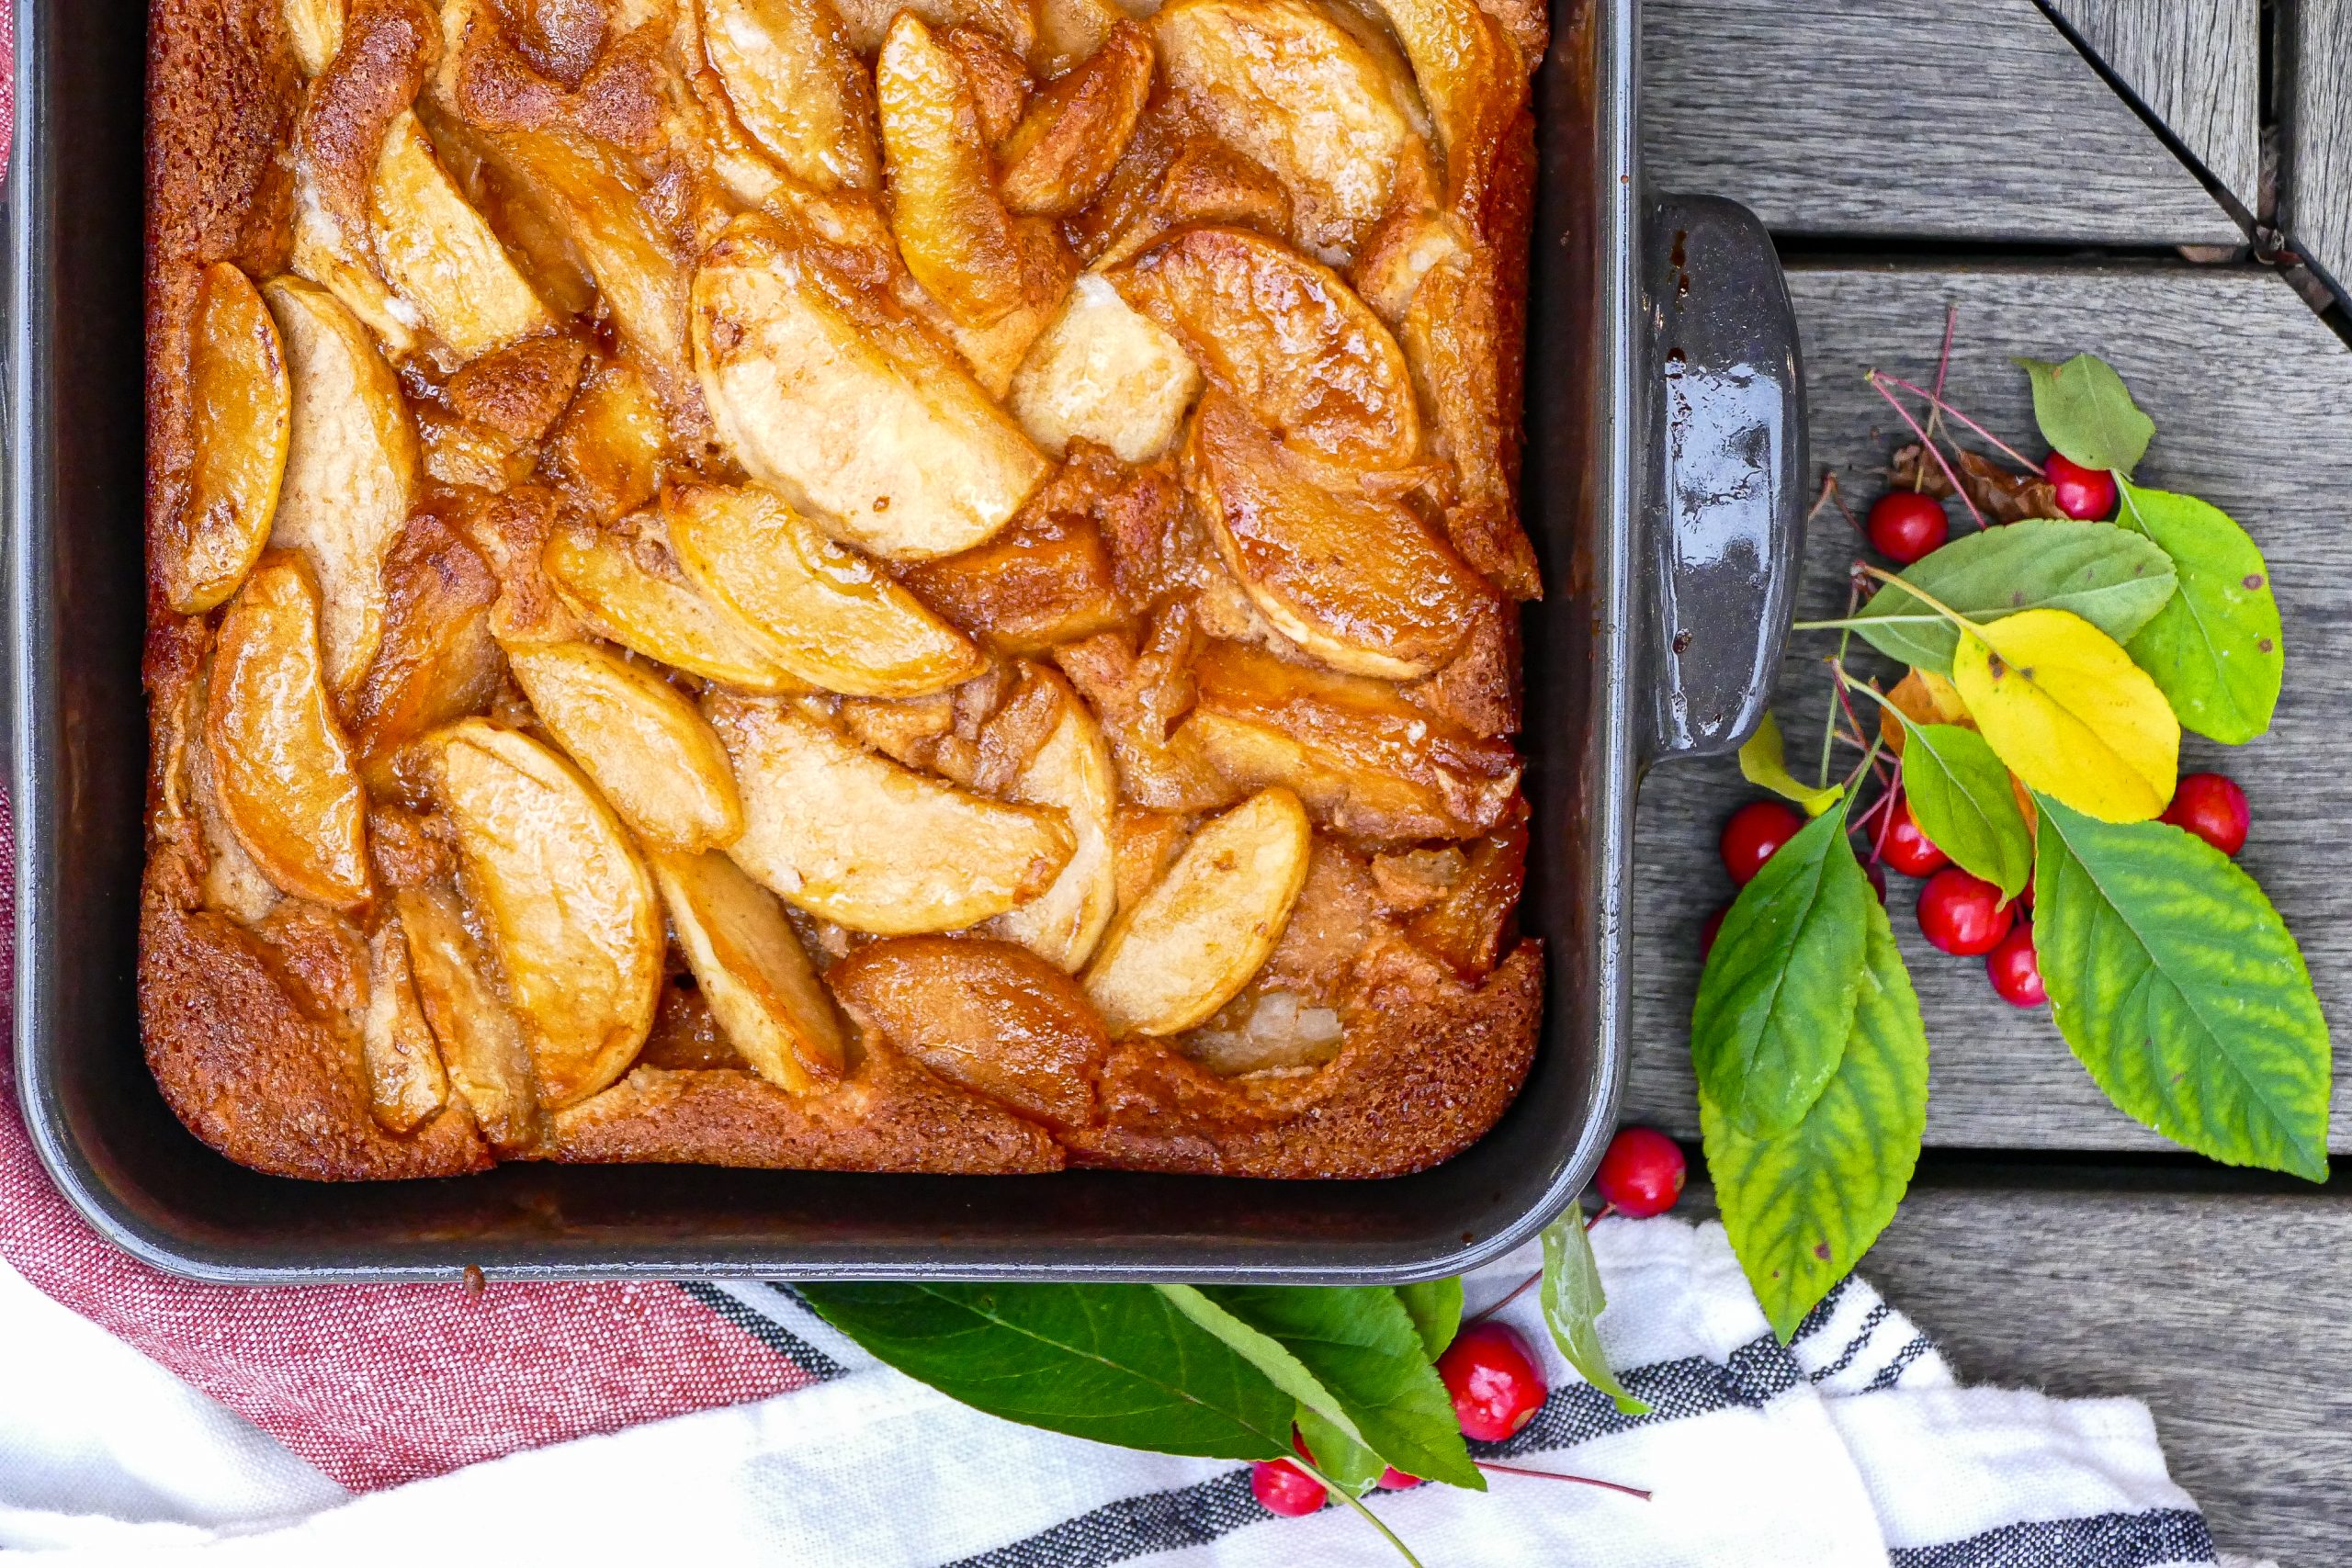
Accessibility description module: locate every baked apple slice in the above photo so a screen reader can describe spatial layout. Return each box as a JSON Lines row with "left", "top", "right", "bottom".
{"left": 998, "top": 22, "right": 1154, "bottom": 217}
{"left": 700, "top": 0, "right": 881, "bottom": 192}
{"left": 650, "top": 847, "right": 848, "bottom": 1093}
{"left": 346, "top": 513, "right": 503, "bottom": 794}
{"left": 692, "top": 216, "right": 1050, "bottom": 560}
{"left": 544, "top": 516, "right": 809, "bottom": 695}
{"left": 396, "top": 885, "right": 542, "bottom": 1153}
{"left": 876, "top": 16, "right": 1074, "bottom": 378}
{"left": 1184, "top": 391, "right": 1493, "bottom": 679}
{"left": 363, "top": 918, "right": 450, "bottom": 1133}
{"left": 828, "top": 0, "right": 1036, "bottom": 57}
{"left": 1008, "top": 273, "right": 1201, "bottom": 463}
{"left": 425, "top": 719, "right": 664, "bottom": 1109}
{"left": 263, "top": 276, "right": 421, "bottom": 696}
{"left": 831, "top": 936, "right": 1110, "bottom": 1129}
{"left": 665, "top": 482, "right": 985, "bottom": 698}
{"left": 707, "top": 694, "right": 1076, "bottom": 934}
{"left": 370, "top": 110, "right": 555, "bottom": 361}
{"left": 504, "top": 640, "right": 746, "bottom": 853}
{"left": 1082, "top": 786, "right": 1311, "bottom": 1035}
{"left": 283, "top": 0, "right": 344, "bottom": 77}
{"left": 204, "top": 554, "right": 374, "bottom": 911}
{"left": 169, "top": 263, "right": 291, "bottom": 615}
{"left": 987, "top": 671, "right": 1119, "bottom": 970}
{"left": 1153, "top": 0, "right": 1434, "bottom": 260}
{"left": 1362, "top": 0, "right": 1522, "bottom": 208}
{"left": 1036, "top": 0, "right": 1124, "bottom": 74}
{"left": 1180, "top": 639, "right": 1521, "bottom": 840}
{"left": 1112, "top": 225, "right": 1421, "bottom": 472}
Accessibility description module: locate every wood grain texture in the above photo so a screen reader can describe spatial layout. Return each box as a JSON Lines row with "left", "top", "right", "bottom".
{"left": 1856, "top": 1182, "right": 2352, "bottom": 1566}
{"left": 2286, "top": 0, "right": 2352, "bottom": 291}
{"left": 1643, "top": 0, "right": 2242, "bottom": 245}
{"left": 2047, "top": 0, "right": 2262, "bottom": 216}
{"left": 1683, "top": 1178, "right": 2352, "bottom": 1565}
{"left": 1626, "top": 264, "right": 2352, "bottom": 1155}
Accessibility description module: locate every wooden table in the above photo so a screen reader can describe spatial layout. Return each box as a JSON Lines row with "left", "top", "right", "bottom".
{"left": 1642, "top": 5, "right": 2351, "bottom": 1561}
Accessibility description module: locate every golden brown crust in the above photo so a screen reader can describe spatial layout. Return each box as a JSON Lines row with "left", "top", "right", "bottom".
{"left": 141, "top": 0, "right": 1546, "bottom": 1182}
{"left": 546, "top": 1055, "right": 1067, "bottom": 1172}
{"left": 1065, "top": 941, "right": 1543, "bottom": 1177}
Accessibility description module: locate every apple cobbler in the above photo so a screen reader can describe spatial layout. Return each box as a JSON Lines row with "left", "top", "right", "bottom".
{"left": 140, "top": 0, "right": 1545, "bottom": 1179}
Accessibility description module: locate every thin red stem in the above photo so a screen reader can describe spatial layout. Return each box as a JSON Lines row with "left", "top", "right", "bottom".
{"left": 1930, "top": 304, "right": 1957, "bottom": 401}
{"left": 1475, "top": 1461, "right": 1653, "bottom": 1501}
{"left": 1465, "top": 1272, "right": 1540, "bottom": 1327}
{"left": 1879, "top": 374, "right": 2046, "bottom": 477}
{"left": 1867, "top": 372, "right": 1986, "bottom": 528}
{"left": 1908, "top": 308, "right": 1955, "bottom": 491}
{"left": 1586, "top": 1201, "right": 1611, "bottom": 1232}
{"left": 1808, "top": 471, "right": 1867, "bottom": 541}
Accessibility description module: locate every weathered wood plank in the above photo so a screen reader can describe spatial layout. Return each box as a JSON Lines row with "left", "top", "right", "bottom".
{"left": 2046, "top": 0, "right": 2262, "bottom": 218}
{"left": 1644, "top": 0, "right": 2243, "bottom": 246}
{"left": 1625, "top": 263, "right": 2352, "bottom": 1153}
{"left": 2285, "top": 0, "right": 2352, "bottom": 293}
{"left": 1686, "top": 1177, "right": 2352, "bottom": 1566}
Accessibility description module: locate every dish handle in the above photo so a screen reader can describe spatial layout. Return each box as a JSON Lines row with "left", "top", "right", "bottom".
{"left": 1637, "top": 194, "right": 1808, "bottom": 762}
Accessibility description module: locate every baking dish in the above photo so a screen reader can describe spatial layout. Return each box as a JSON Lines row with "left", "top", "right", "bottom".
{"left": 9, "top": 0, "right": 1804, "bottom": 1281}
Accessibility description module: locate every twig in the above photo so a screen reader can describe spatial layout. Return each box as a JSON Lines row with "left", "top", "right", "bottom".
{"left": 1867, "top": 371, "right": 1986, "bottom": 529}
{"left": 1907, "top": 306, "right": 1957, "bottom": 491}
{"left": 1475, "top": 1461, "right": 1654, "bottom": 1501}
{"left": 1878, "top": 374, "right": 2046, "bottom": 477}
{"left": 1808, "top": 471, "right": 1867, "bottom": 541}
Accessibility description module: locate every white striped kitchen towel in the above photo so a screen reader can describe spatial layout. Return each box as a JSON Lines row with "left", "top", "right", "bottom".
{"left": 0, "top": 1213, "right": 2239, "bottom": 1567}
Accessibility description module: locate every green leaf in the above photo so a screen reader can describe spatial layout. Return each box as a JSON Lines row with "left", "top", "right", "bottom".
{"left": 797, "top": 1282, "right": 1296, "bottom": 1459}
{"left": 2034, "top": 795, "right": 2331, "bottom": 1180}
{"left": 1177, "top": 1286, "right": 1483, "bottom": 1491}
{"left": 2115, "top": 481, "right": 2283, "bottom": 745}
{"left": 1705, "top": 898, "right": 1928, "bottom": 1342}
{"left": 1296, "top": 1407, "right": 1385, "bottom": 1497}
{"left": 1394, "top": 1279, "right": 1463, "bottom": 1360}
{"left": 1738, "top": 713, "right": 1844, "bottom": 816}
{"left": 2017, "top": 352, "right": 2154, "bottom": 476}
{"left": 1895, "top": 720, "right": 2034, "bottom": 900}
{"left": 1539, "top": 1217, "right": 1650, "bottom": 1416}
{"left": 1848, "top": 519, "right": 2176, "bottom": 674}
{"left": 1691, "top": 804, "right": 1873, "bottom": 1137}
{"left": 1157, "top": 1285, "right": 1369, "bottom": 1446}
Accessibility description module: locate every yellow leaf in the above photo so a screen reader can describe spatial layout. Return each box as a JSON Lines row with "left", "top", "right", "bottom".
{"left": 1737, "top": 713, "right": 1844, "bottom": 817}
{"left": 1951, "top": 607, "right": 2177, "bottom": 823}
{"left": 1878, "top": 669, "right": 1969, "bottom": 757}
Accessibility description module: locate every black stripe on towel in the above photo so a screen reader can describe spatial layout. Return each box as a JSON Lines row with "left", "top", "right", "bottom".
{"left": 938, "top": 1331, "right": 1809, "bottom": 1567}
{"left": 1808, "top": 1303, "right": 1894, "bottom": 1384}
{"left": 1863, "top": 1333, "right": 1937, "bottom": 1393}
{"left": 677, "top": 1280, "right": 850, "bottom": 1381}
{"left": 1888, "top": 1507, "right": 2217, "bottom": 1568}
{"left": 941, "top": 1471, "right": 1261, "bottom": 1568}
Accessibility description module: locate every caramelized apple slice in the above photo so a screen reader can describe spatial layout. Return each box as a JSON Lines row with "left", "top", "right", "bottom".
{"left": 1082, "top": 786, "right": 1311, "bottom": 1035}
{"left": 832, "top": 936, "right": 1109, "bottom": 1128}
{"left": 999, "top": 22, "right": 1153, "bottom": 217}
{"left": 1113, "top": 225, "right": 1420, "bottom": 472}
{"left": 1153, "top": 0, "right": 1433, "bottom": 260}
{"left": 650, "top": 847, "right": 847, "bottom": 1092}
{"left": 347, "top": 513, "right": 503, "bottom": 793}
{"left": 284, "top": 0, "right": 345, "bottom": 77}
{"left": 666, "top": 482, "right": 985, "bottom": 697}
{"left": 987, "top": 672, "right": 1118, "bottom": 969}
{"left": 828, "top": 0, "right": 1035, "bottom": 67}
{"left": 1008, "top": 272, "right": 1200, "bottom": 462}
{"left": 701, "top": 0, "right": 881, "bottom": 192}
{"left": 169, "top": 264, "right": 291, "bottom": 615}
{"left": 548, "top": 357, "right": 669, "bottom": 523}
{"left": 204, "top": 554, "right": 374, "bottom": 911}
{"left": 544, "top": 516, "right": 809, "bottom": 694}
{"left": 1035, "top": 0, "right": 1125, "bottom": 77}
{"left": 426, "top": 719, "right": 664, "bottom": 1109}
{"left": 1181, "top": 640, "right": 1520, "bottom": 840}
{"left": 693, "top": 216, "right": 1050, "bottom": 559}
{"left": 707, "top": 694, "right": 1076, "bottom": 934}
{"left": 899, "top": 501, "right": 1130, "bottom": 654}
{"left": 1362, "top": 0, "right": 1522, "bottom": 209}
{"left": 504, "top": 641, "right": 745, "bottom": 853}
{"left": 396, "top": 885, "right": 542, "bottom": 1152}
{"left": 263, "top": 276, "right": 420, "bottom": 695}
{"left": 363, "top": 917, "right": 451, "bottom": 1133}
{"left": 1184, "top": 392, "right": 1492, "bottom": 679}
{"left": 371, "top": 111, "right": 554, "bottom": 360}
{"left": 877, "top": 16, "right": 1074, "bottom": 366}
